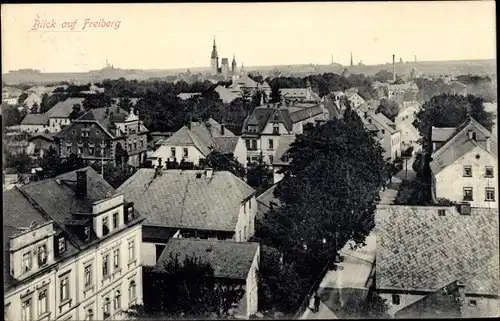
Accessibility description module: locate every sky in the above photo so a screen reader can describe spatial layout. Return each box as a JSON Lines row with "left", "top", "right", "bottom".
{"left": 1, "top": 2, "right": 496, "bottom": 73}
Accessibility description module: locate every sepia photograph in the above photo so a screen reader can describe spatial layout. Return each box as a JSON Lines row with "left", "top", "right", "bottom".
{"left": 1, "top": 1, "right": 497, "bottom": 320}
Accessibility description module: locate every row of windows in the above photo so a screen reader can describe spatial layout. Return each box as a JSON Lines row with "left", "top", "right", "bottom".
{"left": 463, "top": 187, "right": 496, "bottom": 202}
{"left": 463, "top": 166, "right": 494, "bottom": 178}
{"left": 170, "top": 147, "right": 189, "bottom": 159}
{"left": 22, "top": 238, "right": 66, "bottom": 275}
{"left": 245, "top": 139, "right": 275, "bottom": 151}
{"left": 16, "top": 280, "right": 137, "bottom": 321}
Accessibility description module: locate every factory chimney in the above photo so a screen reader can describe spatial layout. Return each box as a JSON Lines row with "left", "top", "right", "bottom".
{"left": 392, "top": 54, "right": 396, "bottom": 83}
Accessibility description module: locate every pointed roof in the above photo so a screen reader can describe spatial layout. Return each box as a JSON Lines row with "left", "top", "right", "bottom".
{"left": 211, "top": 37, "right": 218, "bottom": 59}
{"left": 45, "top": 97, "right": 85, "bottom": 118}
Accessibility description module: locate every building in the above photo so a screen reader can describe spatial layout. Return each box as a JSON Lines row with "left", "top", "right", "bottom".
{"left": 375, "top": 204, "right": 499, "bottom": 318}
{"left": 153, "top": 239, "right": 260, "bottom": 318}
{"left": 256, "top": 183, "right": 282, "bottom": 221}
{"left": 151, "top": 118, "right": 247, "bottom": 167}
{"left": 363, "top": 113, "right": 402, "bottom": 161}
{"left": 241, "top": 102, "right": 324, "bottom": 164}
{"left": 24, "top": 92, "right": 43, "bottom": 111}
{"left": 20, "top": 114, "right": 50, "bottom": 134}
{"left": 117, "top": 168, "right": 257, "bottom": 267}
{"left": 395, "top": 103, "right": 421, "bottom": 151}
{"left": 27, "top": 133, "right": 57, "bottom": 158}
{"left": 345, "top": 90, "right": 365, "bottom": 109}
{"left": 177, "top": 93, "right": 202, "bottom": 100}
{"left": 45, "top": 98, "right": 85, "bottom": 133}
{"left": 214, "top": 85, "right": 239, "bottom": 104}
{"left": 4, "top": 168, "right": 145, "bottom": 321}
{"left": 55, "top": 106, "right": 149, "bottom": 167}
{"left": 210, "top": 38, "right": 240, "bottom": 81}
{"left": 228, "top": 74, "right": 267, "bottom": 99}
{"left": 271, "top": 135, "right": 295, "bottom": 183}
{"left": 430, "top": 117, "right": 497, "bottom": 208}
{"left": 280, "top": 80, "right": 321, "bottom": 103}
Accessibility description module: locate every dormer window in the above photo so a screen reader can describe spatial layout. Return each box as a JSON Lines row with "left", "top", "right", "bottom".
{"left": 273, "top": 124, "right": 279, "bottom": 134}
{"left": 22, "top": 252, "right": 33, "bottom": 273}
{"left": 102, "top": 217, "right": 110, "bottom": 236}
{"left": 37, "top": 244, "right": 48, "bottom": 266}
{"left": 127, "top": 206, "right": 134, "bottom": 221}
{"left": 84, "top": 226, "right": 91, "bottom": 241}
{"left": 58, "top": 237, "right": 66, "bottom": 254}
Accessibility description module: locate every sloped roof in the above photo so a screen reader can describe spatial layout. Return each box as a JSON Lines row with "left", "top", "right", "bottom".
{"left": 431, "top": 127, "right": 456, "bottom": 142}
{"left": 21, "top": 114, "right": 49, "bottom": 125}
{"left": 375, "top": 205, "right": 499, "bottom": 295}
{"left": 289, "top": 105, "right": 323, "bottom": 123}
{"left": 214, "top": 85, "right": 238, "bottom": 103}
{"left": 256, "top": 183, "right": 283, "bottom": 221}
{"left": 367, "top": 113, "right": 396, "bottom": 134}
{"left": 273, "top": 135, "right": 295, "bottom": 165}
{"left": 430, "top": 118, "right": 498, "bottom": 175}
{"left": 231, "top": 74, "right": 257, "bottom": 88}
{"left": 214, "top": 136, "right": 240, "bottom": 154}
{"left": 156, "top": 238, "right": 259, "bottom": 280}
{"left": 117, "top": 169, "right": 255, "bottom": 232}
{"left": 28, "top": 132, "right": 57, "bottom": 142}
{"left": 45, "top": 97, "right": 85, "bottom": 118}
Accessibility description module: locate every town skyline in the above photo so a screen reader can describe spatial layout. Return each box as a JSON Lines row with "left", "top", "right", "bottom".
{"left": 1, "top": 1, "right": 496, "bottom": 73}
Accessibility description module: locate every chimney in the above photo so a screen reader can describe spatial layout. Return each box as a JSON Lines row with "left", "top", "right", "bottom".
{"left": 76, "top": 170, "right": 87, "bottom": 199}
{"left": 392, "top": 54, "right": 396, "bottom": 83}
{"left": 455, "top": 280, "right": 467, "bottom": 316}
{"left": 485, "top": 136, "right": 491, "bottom": 152}
{"left": 458, "top": 202, "right": 471, "bottom": 215}
{"left": 187, "top": 119, "right": 192, "bottom": 130}
{"left": 221, "top": 122, "right": 225, "bottom": 136}
{"left": 205, "top": 168, "right": 213, "bottom": 179}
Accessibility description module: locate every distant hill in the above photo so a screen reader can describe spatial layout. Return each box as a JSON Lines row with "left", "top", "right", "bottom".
{"left": 2, "top": 59, "right": 495, "bottom": 85}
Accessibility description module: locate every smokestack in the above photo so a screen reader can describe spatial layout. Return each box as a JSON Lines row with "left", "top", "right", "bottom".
{"left": 392, "top": 54, "right": 396, "bottom": 83}
{"left": 76, "top": 170, "right": 87, "bottom": 199}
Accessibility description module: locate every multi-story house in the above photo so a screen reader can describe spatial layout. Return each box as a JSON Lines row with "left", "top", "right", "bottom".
{"left": 4, "top": 167, "right": 145, "bottom": 321}
{"left": 363, "top": 113, "right": 402, "bottom": 161}
{"left": 345, "top": 91, "right": 365, "bottom": 109}
{"left": 45, "top": 98, "right": 86, "bottom": 133}
{"left": 430, "top": 117, "right": 497, "bottom": 208}
{"left": 151, "top": 118, "right": 247, "bottom": 167}
{"left": 395, "top": 103, "right": 421, "bottom": 152}
{"left": 20, "top": 114, "right": 50, "bottom": 134}
{"left": 375, "top": 204, "right": 499, "bottom": 318}
{"left": 24, "top": 92, "right": 43, "bottom": 111}
{"left": 280, "top": 82, "right": 321, "bottom": 103}
{"left": 241, "top": 102, "right": 324, "bottom": 164}
{"left": 154, "top": 239, "right": 260, "bottom": 319}
{"left": 117, "top": 167, "right": 257, "bottom": 267}
{"left": 214, "top": 85, "right": 239, "bottom": 104}
{"left": 55, "top": 106, "right": 149, "bottom": 167}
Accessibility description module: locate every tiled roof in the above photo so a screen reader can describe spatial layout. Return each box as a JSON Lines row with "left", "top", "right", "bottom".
{"left": 375, "top": 205, "right": 499, "bottom": 295}
{"left": 231, "top": 75, "right": 258, "bottom": 88}
{"left": 155, "top": 238, "right": 259, "bottom": 280}
{"left": 21, "top": 114, "right": 49, "bottom": 125}
{"left": 367, "top": 113, "right": 397, "bottom": 134}
{"left": 430, "top": 118, "right": 497, "bottom": 175}
{"left": 214, "top": 136, "right": 240, "bottom": 154}
{"left": 431, "top": 127, "right": 456, "bottom": 142}
{"left": 273, "top": 135, "right": 295, "bottom": 165}
{"left": 281, "top": 88, "right": 321, "bottom": 101}
{"left": 117, "top": 169, "right": 255, "bottom": 232}
{"left": 256, "top": 183, "right": 282, "bottom": 220}
{"left": 28, "top": 132, "right": 57, "bottom": 142}
{"left": 45, "top": 98, "right": 85, "bottom": 118}
{"left": 323, "top": 101, "right": 342, "bottom": 120}
{"left": 289, "top": 105, "right": 323, "bottom": 123}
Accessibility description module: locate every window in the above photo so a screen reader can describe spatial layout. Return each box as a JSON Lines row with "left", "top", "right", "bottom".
{"left": 381, "top": 129, "right": 385, "bottom": 134}
{"left": 103, "top": 298, "right": 111, "bottom": 320}
{"left": 170, "top": 147, "right": 176, "bottom": 158}
{"left": 245, "top": 140, "right": 250, "bottom": 150}
{"left": 89, "top": 147, "right": 94, "bottom": 155}
{"left": 128, "top": 241, "right": 135, "bottom": 262}
{"left": 114, "top": 290, "right": 121, "bottom": 310}
{"left": 463, "top": 165, "right": 472, "bottom": 177}
{"left": 38, "top": 289, "right": 48, "bottom": 315}
{"left": 469, "top": 300, "right": 477, "bottom": 307}
{"left": 183, "top": 148, "right": 188, "bottom": 158}
{"left": 84, "top": 226, "right": 91, "bottom": 241}
{"left": 269, "top": 155, "right": 274, "bottom": 164}
{"left": 96, "top": 130, "right": 100, "bottom": 135}
{"left": 268, "top": 139, "right": 274, "bottom": 150}
{"left": 392, "top": 294, "right": 400, "bottom": 305}
{"left": 239, "top": 231, "right": 242, "bottom": 241}
{"left": 23, "top": 252, "right": 32, "bottom": 273}
{"left": 249, "top": 199, "right": 252, "bottom": 209}
{"left": 244, "top": 226, "right": 247, "bottom": 240}
{"left": 72, "top": 130, "right": 76, "bottom": 135}
{"left": 78, "top": 147, "right": 82, "bottom": 154}
{"left": 438, "top": 209, "right": 446, "bottom": 216}
{"left": 463, "top": 187, "right": 473, "bottom": 201}
{"left": 60, "top": 276, "right": 69, "bottom": 302}
{"left": 486, "top": 166, "right": 494, "bottom": 178}
{"left": 21, "top": 298, "right": 32, "bottom": 321}
{"left": 486, "top": 188, "right": 495, "bottom": 201}
{"left": 37, "top": 244, "right": 48, "bottom": 266}
{"left": 58, "top": 237, "right": 66, "bottom": 253}
{"left": 84, "top": 265, "right": 92, "bottom": 288}
{"left": 251, "top": 140, "right": 257, "bottom": 150}
{"left": 67, "top": 146, "right": 71, "bottom": 154}
{"left": 134, "top": 142, "right": 137, "bottom": 150}
{"left": 128, "top": 207, "right": 134, "bottom": 221}
{"left": 129, "top": 280, "right": 137, "bottom": 301}
{"left": 113, "top": 249, "right": 120, "bottom": 269}
{"left": 112, "top": 213, "right": 118, "bottom": 229}
{"left": 86, "top": 309, "right": 94, "bottom": 321}
{"left": 273, "top": 124, "right": 279, "bottom": 134}
{"left": 102, "top": 217, "right": 109, "bottom": 236}
{"left": 102, "top": 254, "right": 109, "bottom": 278}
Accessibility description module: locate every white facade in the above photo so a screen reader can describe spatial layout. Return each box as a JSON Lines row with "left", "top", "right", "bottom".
{"left": 347, "top": 93, "right": 365, "bottom": 109}
{"left": 234, "top": 196, "right": 258, "bottom": 242}
{"left": 433, "top": 146, "right": 498, "bottom": 208}
{"left": 20, "top": 124, "right": 49, "bottom": 134}
{"left": 153, "top": 144, "right": 204, "bottom": 165}
{"left": 49, "top": 117, "right": 71, "bottom": 133}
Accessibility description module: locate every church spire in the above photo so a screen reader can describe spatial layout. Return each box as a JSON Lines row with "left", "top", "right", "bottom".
{"left": 350, "top": 52, "right": 353, "bottom": 67}
{"left": 232, "top": 54, "right": 237, "bottom": 73}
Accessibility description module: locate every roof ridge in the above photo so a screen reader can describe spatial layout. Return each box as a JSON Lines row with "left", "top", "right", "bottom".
{"left": 169, "top": 238, "right": 260, "bottom": 246}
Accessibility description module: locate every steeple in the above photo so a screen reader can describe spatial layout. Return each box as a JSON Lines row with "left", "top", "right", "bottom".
{"left": 350, "top": 52, "right": 353, "bottom": 67}
{"left": 240, "top": 62, "right": 245, "bottom": 75}
{"left": 331, "top": 54, "right": 334, "bottom": 65}
{"left": 232, "top": 53, "right": 237, "bottom": 72}
{"left": 210, "top": 37, "right": 219, "bottom": 75}
{"left": 211, "top": 37, "right": 218, "bottom": 59}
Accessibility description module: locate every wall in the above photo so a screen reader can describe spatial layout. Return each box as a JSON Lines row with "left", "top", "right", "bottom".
{"left": 434, "top": 146, "right": 498, "bottom": 208}
{"left": 463, "top": 296, "right": 500, "bottom": 318}
{"left": 152, "top": 144, "right": 204, "bottom": 165}
{"left": 379, "top": 292, "right": 426, "bottom": 316}
{"left": 273, "top": 166, "right": 284, "bottom": 184}
{"left": 391, "top": 131, "right": 402, "bottom": 160}
{"left": 49, "top": 118, "right": 71, "bottom": 133}
{"left": 20, "top": 124, "right": 48, "bottom": 134}
{"left": 234, "top": 196, "right": 257, "bottom": 242}
{"left": 232, "top": 138, "right": 248, "bottom": 168}
{"left": 244, "top": 246, "right": 260, "bottom": 318}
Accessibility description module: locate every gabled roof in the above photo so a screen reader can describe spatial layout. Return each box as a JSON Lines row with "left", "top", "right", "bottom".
{"left": 214, "top": 85, "right": 238, "bottom": 103}
{"left": 28, "top": 132, "right": 56, "bottom": 142}
{"left": 430, "top": 118, "right": 497, "bottom": 175}
{"left": 256, "top": 183, "right": 283, "bottom": 221}
{"left": 375, "top": 205, "right": 499, "bottom": 295}
{"left": 155, "top": 238, "right": 259, "bottom": 280}
{"left": 366, "top": 113, "right": 397, "bottom": 134}
{"left": 117, "top": 169, "right": 255, "bottom": 232}
{"left": 45, "top": 97, "right": 85, "bottom": 118}
{"left": 231, "top": 74, "right": 257, "bottom": 88}
{"left": 21, "top": 114, "right": 49, "bottom": 125}
{"left": 214, "top": 136, "right": 240, "bottom": 154}
{"left": 431, "top": 127, "right": 456, "bottom": 142}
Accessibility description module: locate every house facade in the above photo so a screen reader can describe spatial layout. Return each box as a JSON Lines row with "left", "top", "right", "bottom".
{"left": 20, "top": 114, "right": 50, "bottom": 134}
{"left": 55, "top": 106, "right": 149, "bottom": 167}
{"left": 364, "top": 113, "right": 402, "bottom": 161}
{"left": 375, "top": 204, "right": 499, "bottom": 318}
{"left": 27, "top": 133, "right": 57, "bottom": 158}
{"left": 117, "top": 168, "right": 257, "bottom": 267}
{"left": 242, "top": 103, "right": 324, "bottom": 164}
{"left": 45, "top": 98, "right": 85, "bottom": 133}
{"left": 430, "top": 118, "right": 497, "bottom": 208}
{"left": 4, "top": 168, "right": 145, "bottom": 321}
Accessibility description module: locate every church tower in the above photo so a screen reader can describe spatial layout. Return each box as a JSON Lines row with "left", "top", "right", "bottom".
{"left": 211, "top": 37, "right": 219, "bottom": 75}
{"left": 232, "top": 54, "right": 237, "bottom": 73}
{"left": 350, "top": 52, "right": 353, "bottom": 67}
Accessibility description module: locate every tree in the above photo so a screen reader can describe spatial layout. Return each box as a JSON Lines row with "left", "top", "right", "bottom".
{"left": 2, "top": 105, "right": 23, "bottom": 126}
{"left": 251, "top": 89, "right": 264, "bottom": 107}
{"left": 373, "top": 70, "right": 394, "bottom": 83}
{"left": 82, "top": 93, "right": 112, "bottom": 111}
{"left": 30, "top": 102, "right": 39, "bottom": 114}
{"left": 90, "top": 162, "right": 136, "bottom": 189}
{"left": 39, "top": 93, "right": 51, "bottom": 113}
{"left": 40, "top": 145, "right": 62, "bottom": 177}
{"left": 18, "top": 92, "right": 28, "bottom": 105}
{"left": 69, "top": 103, "right": 83, "bottom": 121}
{"left": 376, "top": 98, "right": 399, "bottom": 122}
{"left": 118, "top": 97, "right": 133, "bottom": 113}
{"left": 199, "top": 151, "right": 246, "bottom": 180}
{"left": 60, "top": 153, "right": 86, "bottom": 173}
{"left": 114, "top": 143, "right": 127, "bottom": 167}
{"left": 270, "top": 84, "right": 282, "bottom": 103}
{"left": 343, "top": 291, "right": 390, "bottom": 319}
{"left": 246, "top": 153, "right": 274, "bottom": 195}
{"left": 6, "top": 151, "right": 32, "bottom": 173}
{"left": 256, "top": 109, "right": 385, "bottom": 267}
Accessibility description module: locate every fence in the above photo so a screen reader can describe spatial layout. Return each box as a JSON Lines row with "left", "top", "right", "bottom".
{"left": 292, "top": 260, "right": 331, "bottom": 319}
